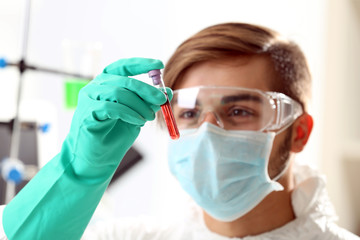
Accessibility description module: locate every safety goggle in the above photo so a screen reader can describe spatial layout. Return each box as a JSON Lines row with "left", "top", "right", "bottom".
{"left": 171, "top": 86, "right": 303, "bottom": 132}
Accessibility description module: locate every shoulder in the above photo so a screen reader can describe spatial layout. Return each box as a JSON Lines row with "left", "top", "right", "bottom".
{"left": 267, "top": 162, "right": 360, "bottom": 240}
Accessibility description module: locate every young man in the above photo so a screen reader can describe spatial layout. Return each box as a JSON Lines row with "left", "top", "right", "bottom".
{"left": 1, "top": 23, "right": 359, "bottom": 239}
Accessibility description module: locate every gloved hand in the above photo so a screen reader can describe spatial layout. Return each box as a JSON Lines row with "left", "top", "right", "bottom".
{"left": 3, "top": 58, "right": 171, "bottom": 240}
{"left": 68, "top": 57, "right": 171, "bottom": 179}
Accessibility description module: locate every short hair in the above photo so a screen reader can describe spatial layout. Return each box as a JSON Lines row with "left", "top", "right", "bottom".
{"left": 163, "top": 22, "right": 311, "bottom": 111}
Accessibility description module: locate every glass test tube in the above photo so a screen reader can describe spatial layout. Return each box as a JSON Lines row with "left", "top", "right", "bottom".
{"left": 148, "top": 69, "right": 180, "bottom": 140}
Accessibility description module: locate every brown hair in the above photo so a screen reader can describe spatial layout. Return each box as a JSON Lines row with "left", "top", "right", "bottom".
{"left": 163, "top": 22, "right": 311, "bottom": 111}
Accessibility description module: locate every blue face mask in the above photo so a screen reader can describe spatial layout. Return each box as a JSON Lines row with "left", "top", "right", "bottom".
{"left": 168, "top": 122, "right": 284, "bottom": 222}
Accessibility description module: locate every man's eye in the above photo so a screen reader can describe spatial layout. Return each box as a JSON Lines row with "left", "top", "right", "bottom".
{"left": 179, "top": 110, "right": 198, "bottom": 119}
{"left": 228, "top": 107, "right": 254, "bottom": 117}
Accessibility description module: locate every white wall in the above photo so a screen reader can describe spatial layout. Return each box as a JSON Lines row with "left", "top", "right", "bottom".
{"left": 1, "top": 0, "right": 358, "bottom": 234}
{"left": 321, "top": 0, "right": 360, "bottom": 234}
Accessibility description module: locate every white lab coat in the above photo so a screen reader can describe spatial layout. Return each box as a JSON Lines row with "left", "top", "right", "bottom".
{"left": 0, "top": 162, "right": 359, "bottom": 240}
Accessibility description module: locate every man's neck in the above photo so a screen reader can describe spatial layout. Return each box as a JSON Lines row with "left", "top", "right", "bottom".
{"left": 203, "top": 169, "right": 295, "bottom": 238}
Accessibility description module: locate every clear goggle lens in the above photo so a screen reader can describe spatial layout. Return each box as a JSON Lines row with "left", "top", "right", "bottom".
{"left": 171, "top": 86, "right": 303, "bottom": 132}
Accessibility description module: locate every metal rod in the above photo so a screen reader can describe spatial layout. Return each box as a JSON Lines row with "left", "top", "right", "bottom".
{"left": 21, "top": 0, "right": 31, "bottom": 60}
{"left": 9, "top": 0, "right": 32, "bottom": 161}
{"left": 9, "top": 73, "right": 24, "bottom": 160}
{"left": 6, "top": 61, "right": 93, "bottom": 80}
{"left": 6, "top": 0, "right": 32, "bottom": 203}
{"left": 5, "top": 182, "right": 16, "bottom": 204}
{"left": 27, "top": 64, "right": 93, "bottom": 80}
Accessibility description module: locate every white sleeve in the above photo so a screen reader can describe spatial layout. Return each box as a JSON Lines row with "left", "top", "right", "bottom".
{"left": 326, "top": 222, "right": 360, "bottom": 240}
{"left": 0, "top": 205, "right": 8, "bottom": 240}
{"left": 81, "top": 216, "right": 179, "bottom": 240}
{"left": 82, "top": 217, "right": 150, "bottom": 240}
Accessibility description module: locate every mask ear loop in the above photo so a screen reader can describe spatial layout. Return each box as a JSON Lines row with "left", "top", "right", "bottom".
{"left": 268, "top": 95, "right": 303, "bottom": 181}
{"left": 263, "top": 128, "right": 291, "bottom": 183}
{"left": 271, "top": 160, "right": 291, "bottom": 182}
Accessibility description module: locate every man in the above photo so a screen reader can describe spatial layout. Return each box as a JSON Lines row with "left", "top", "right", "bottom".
{"left": 1, "top": 23, "right": 359, "bottom": 239}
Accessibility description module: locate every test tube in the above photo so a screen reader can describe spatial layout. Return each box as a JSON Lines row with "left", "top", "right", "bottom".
{"left": 148, "top": 69, "right": 180, "bottom": 140}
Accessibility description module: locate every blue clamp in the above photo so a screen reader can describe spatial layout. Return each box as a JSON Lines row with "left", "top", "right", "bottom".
{"left": 39, "top": 123, "right": 51, "bottom": 133}
{"left": 0, "top": 58, "right": 7, "bottom": 68}
{"left": 7, "top": 168, "right": 23, "bottom": 184}
{"left": 1, "top": 158, "right": 25, "bottom": 184}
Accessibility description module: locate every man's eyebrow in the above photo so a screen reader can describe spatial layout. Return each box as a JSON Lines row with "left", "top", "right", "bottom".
{"left": 221, "top": 94, "right": 263, "bottom": 104}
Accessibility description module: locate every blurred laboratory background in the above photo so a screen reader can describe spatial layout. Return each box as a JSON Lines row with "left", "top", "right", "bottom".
{"left": 0, "top": 0, "right": 359, "bottom": 235}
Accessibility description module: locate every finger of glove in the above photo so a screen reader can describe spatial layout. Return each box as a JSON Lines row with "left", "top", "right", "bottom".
{"left": 90, "top": 75, "right": 168, "bottom": 106}
{"left": 149, "top": 87, "right": 173, "bottom": 113}
{"left": 165, "top": 87, "right": 173, "bottom": 101}
{"left": 83, "top": 84, "right": 158, "bottom": 121}
{"left": 91, "top": 100, "right": 147, "bottom": 126}
{"left": 103, "top": 58, "right": 164, "bottom": 76}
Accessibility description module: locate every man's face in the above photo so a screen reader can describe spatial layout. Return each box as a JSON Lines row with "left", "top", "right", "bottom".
{"left": 173, "top": 56, "right": 292, "bottom": 178}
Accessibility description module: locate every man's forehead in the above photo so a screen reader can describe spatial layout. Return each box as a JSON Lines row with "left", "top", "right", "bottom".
{"left": 173, "top": 56, "right": 276, "bottom": 92}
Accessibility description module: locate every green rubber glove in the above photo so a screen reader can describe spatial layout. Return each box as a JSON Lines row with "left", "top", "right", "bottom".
{"left": 3, "top": 58, "right": 172, "bottom": 240}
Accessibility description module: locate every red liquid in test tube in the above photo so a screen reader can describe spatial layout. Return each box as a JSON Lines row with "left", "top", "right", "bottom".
{"left": 148, "top": 69, "right": 180, "bottom": 140}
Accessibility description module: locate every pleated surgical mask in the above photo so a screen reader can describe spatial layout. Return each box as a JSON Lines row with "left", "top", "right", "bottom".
{"left": 168, "top": 122, "right": 284, "bottom": 222}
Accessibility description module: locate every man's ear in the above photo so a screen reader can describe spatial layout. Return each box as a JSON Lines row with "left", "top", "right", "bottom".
{"left": 290, "top": 113, "right": 313, "bottom": 153}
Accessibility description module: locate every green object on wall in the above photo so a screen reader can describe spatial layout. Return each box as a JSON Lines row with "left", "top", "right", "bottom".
{"left": 64, "top": 78, "right": 89, "bottom": 109}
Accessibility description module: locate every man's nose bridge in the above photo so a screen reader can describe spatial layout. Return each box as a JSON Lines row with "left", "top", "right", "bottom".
{"left": 200, "top": 110, "right": 224, "bottom": 128}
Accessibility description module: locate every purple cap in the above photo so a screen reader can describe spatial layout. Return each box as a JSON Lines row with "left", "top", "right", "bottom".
{"left": 148, "top": 69, "right": 161, "bottom": 85}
